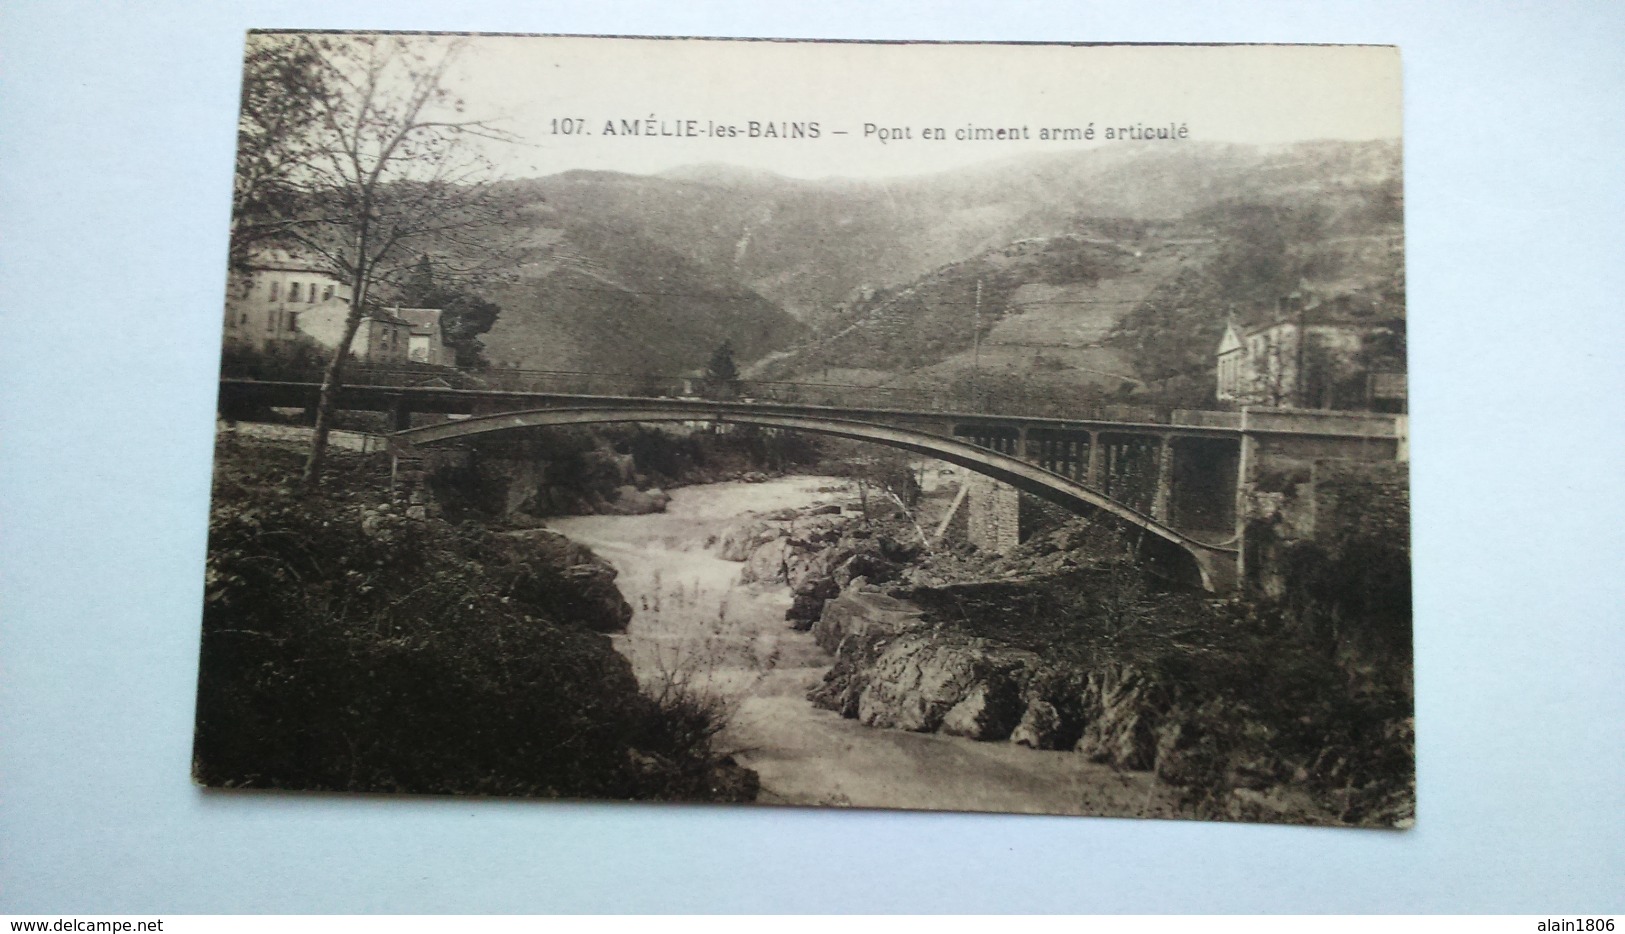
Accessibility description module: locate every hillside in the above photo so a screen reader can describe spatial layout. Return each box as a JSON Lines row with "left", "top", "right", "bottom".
{"left": 477, "top": 139, "right": 1402, "bottom": 389}
{"left": 745, "top": 141, "right": 1402, "bottom": 405}
{"left": 481, "top": 216, "right": 805, "bottom": 376}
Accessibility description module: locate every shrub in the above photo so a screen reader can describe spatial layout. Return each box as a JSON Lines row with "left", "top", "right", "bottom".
{"left": 194, "top": 442, "right": 748, "bottom": 801}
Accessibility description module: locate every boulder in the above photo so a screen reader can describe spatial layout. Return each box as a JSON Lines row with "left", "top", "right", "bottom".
{"left": 740, "top": 536, "right": 792, "bottom": 584}
{"left": 716, "top": 519, "right": 782, "bottom": 562}
{"left": 1011, "top": 699, "right": 1064, "bottom": 749}
{"left": 609, "top": 485, "right": 670, "bottom": 515}
{"left": 856, "top": 635, "right": 982, "bottom": 733}
{"left": 502, "top": 529, "right": 634, "bottom": 632}
{"left": 810, "top": 589, "right": 927, "bottom": 653}
{"left": 1073, "top": 665, "right": 1166, "bottom": 770}
{"left": 785, "top": 592, "right": 828, "bottom": 630}
{"left": 360, "top": 514, "right": 394, "bottom": 540}
{"left": 808, "top": 650, "right": 870, "bottom": 718}
{"left": 789, "top": 514, "right": 848, "bottom": 545}
{"left": 833, "top": 549, "right": 900, "bottom": 589}
{"left": 940, "top": 679, "right": 1024, "bottom": 741}
{"left": 785, "top": 547, "right": 840, "bottom": 596}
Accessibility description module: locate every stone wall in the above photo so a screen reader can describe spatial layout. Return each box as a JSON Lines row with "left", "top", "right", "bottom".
{"left": 1237, "top": 458, "right": 1412, "bottom": 670}
{"left": 1312, "top": 461, "right": 1410, "bottom": 551}
{"left": 964, "top": 473, "right": 1021, "bottom": 554}
{"left": 1240, "top": 453, "right": 1411, "bottom": 601}
{"left": 220, "top": 420, "right": 386, "bottom": 453}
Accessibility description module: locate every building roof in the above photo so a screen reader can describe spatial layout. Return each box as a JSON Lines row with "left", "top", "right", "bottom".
{"left": 242, "top": 247, "right": 341, "bottom": 276}
{"left": 388, "top": 307, "right": 444, "bottom": 336}
{"left": 367, "top": 308, "right": 413, "bottom": 327}
{"left": 1234, "top": 291, "right": 1399, "bottom": 337}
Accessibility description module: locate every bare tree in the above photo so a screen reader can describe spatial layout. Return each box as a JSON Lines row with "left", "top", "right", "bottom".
{"left": 273, "top": 34, "right": 525, "bottom": 489}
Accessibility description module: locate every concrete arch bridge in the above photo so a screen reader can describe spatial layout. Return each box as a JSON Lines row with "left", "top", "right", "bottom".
{"left": 219, "top": 376, "right": 1405, "bottom": 595}
{"left": 389, "top": 404, "right": 1241, "bottom": 593}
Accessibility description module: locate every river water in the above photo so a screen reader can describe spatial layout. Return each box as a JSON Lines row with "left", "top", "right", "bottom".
{"left": 548, "top": 475, "right": 1180, "bottom": 817}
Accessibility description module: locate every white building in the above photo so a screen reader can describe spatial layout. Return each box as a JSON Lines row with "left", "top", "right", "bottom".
{"left": 223, "top": 250, "right": 351, "bottom": 352}
{"left": 394, "top": 307, "right": 450, "bottom": 366}
{"left": 224, "top": 251, "right": 443, "bottom": 366}
{"left": 1216, "top": 294, "right": 1401, "bottom": 410}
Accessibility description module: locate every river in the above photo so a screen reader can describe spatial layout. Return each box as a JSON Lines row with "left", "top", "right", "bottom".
{"left": 548, "top": 475, "right": 1183, "bottom": 817}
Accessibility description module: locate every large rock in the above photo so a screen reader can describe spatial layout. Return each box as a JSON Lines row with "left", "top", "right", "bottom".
{"left": 717, "top": 519, "right": 783, "bottom": 562}
{"left": 807, "top": 591, "right": 931, "bottom": 716}
{"left": 788, "top": 514, "right": 848, "bottom": 546}
{"left": 609, "top": 485, "right": 669, "bottom": 515}
{"left": 940, "top": 678, "right": 1025, "bottom": 741}
{"left": 1011, "top": 699, "right": 1065, "bottom": 749}
{"left": 856, "top": 635, "right": 983, "bottom": 732}
{"left": 741, "top": 536, "right": 793, "bottom": 583}
{"left": 810, "top": 590, "right": 927, "bottom": 654}
{"left": 1074, "top": 664, "right": 1168, "bottom": 770}
{"left": 785, "top": 592, "right": 828, "bottom": 630}
{"left": 501, "top": 529, "right": 634, "bottom": 632}
{"left": 834, "top": 549, "right": 900, "bottom": 589}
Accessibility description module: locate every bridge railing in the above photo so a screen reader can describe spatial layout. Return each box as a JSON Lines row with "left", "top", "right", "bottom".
{"left": 219, "top": 362, "right": 1263, "bottom": 428}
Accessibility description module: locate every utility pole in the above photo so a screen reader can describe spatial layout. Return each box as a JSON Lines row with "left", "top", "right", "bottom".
{"left": 971, "top": 278, "right": 982, "bottom": 412}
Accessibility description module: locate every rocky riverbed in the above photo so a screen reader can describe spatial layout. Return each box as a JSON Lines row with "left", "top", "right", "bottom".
{"left": 549, "top": 470, "right": 1410, "bottom": 826}
{"left": 711, "top": 485, "right": 1415, "bottom": 826}
{"left": 547, "top": 475, "right": 1192, "bottom": 817}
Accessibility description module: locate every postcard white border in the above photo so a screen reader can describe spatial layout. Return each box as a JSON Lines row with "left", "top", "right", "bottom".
{"left": 1, "top": 0, "right": 1621, "bottom": 915}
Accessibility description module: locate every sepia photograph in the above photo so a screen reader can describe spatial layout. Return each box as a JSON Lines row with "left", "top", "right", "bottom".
{"left": 196, "top": 34, "right": 1412, "bottom": 827}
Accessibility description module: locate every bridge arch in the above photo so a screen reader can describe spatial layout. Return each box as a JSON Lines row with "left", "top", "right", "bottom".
{"left": 391, "top": 406, "right": 1236, "bottom": 592}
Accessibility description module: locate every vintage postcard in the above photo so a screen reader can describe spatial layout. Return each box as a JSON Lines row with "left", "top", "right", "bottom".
{"left": 198, "top": 34, "right": 1411, "bottom": 826}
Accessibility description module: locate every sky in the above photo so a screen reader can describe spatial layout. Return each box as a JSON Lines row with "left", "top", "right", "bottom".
{"left": 309, "top": 33, "right": 1403, "bottom": 182}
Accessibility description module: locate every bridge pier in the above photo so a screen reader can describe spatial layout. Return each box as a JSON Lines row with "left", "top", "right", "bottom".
{"left": 964, "top": 473, "right": 1021, "bottom": 554}
{"left": 1232, "top": 407, "right": 1406, "bottom": 592}
{"left": 386, "top": 395, "right": 412, "bottom": 433}
{"left": 1086, "top": 430, "right": 1103, "bottom": 489}
{"left": 1152, "top": 433, "right": 1175, "bottom": 523}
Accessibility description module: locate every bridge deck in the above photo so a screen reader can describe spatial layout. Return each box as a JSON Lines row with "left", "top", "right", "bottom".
{"left": 219, "top": 378, "right": 1403, "bottom": 441}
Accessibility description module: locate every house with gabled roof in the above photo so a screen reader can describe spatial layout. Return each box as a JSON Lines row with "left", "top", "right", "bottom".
{"left": 223, "top": 248, "right": 353, "bottom": 352}
{"left": 1216, "top": 292, "right": 1404, "bottom": 411}
{"left": 392, "top": 307, "right": 450, "bottom": 366}
{"left": 297, "top": 302, "right": 413, "bottom": 364}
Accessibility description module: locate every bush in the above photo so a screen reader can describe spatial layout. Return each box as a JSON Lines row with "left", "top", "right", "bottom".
{"left": 905, "top": 541, "right": 1413, "bottom": 825}
{"left": 194, "top": 442, "right": 748, "bottom": 801}
{"left": 220, "top": 334, "right": 334, "bottom": 378}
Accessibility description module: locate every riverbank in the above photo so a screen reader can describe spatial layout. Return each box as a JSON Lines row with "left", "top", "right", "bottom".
{"left": 550, "top": 475, "right": 1191, "bottom": 817}
{"left": 676, "top": 480, "right": 1413, "bottom": 827}
{"left": 195, "top": 435, "right": 757, "bottom": 803}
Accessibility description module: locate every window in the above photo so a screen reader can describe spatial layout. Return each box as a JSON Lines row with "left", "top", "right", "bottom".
{"left": 268, "top": 281, "right": 280, "bottom": 302}
{"left": 322, "top": 284, "right": 334, "bottom": 302}
{"left": 308, "top": 284, "right": 318, "bottom": 303}
{"left": 289, "top": 282, "right": 301, "bottom": 303}
{"left": 267, "top": 309, "right": 277, "bottom": 332}
{"left": 287, "top": 311, "right": 299, "bottom": 332}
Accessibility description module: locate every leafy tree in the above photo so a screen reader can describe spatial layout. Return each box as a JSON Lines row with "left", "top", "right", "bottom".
{"left": 702, "top": 340, "right": 740, "bottom": 398}
{"left": 400, "top": 255, "right": 502, "bottom": 368}
{"left": 229, "top": 35, "right": 330, "bottom": 268}
{"left": 239, "top": 34, "right": 529, "bottom": 489}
